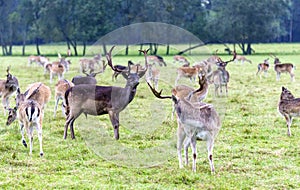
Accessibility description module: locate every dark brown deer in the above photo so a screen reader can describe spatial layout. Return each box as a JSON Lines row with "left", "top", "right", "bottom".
{"left": 0, "top": 67, "right": 19, "bottom": 115}
{"left": 63, "top": 46, "right": 148, "bottom": 140}
{"left": 278, "top": 86, "right": 300, "bottom": 136}
{"left": 207, "top": 55, "right": 236, "bottom": 96}
{"left": 147, "top": 82, "right": 221, "bottom": 173}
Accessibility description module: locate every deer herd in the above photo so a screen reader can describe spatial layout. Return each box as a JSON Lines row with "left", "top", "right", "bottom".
{"left": 0, "top": 46, "right": 298, "bottom": 174}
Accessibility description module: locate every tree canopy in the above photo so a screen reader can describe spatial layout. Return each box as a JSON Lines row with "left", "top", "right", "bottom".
{"left": 0, "top": 0, "right": 296, "bottom": 55}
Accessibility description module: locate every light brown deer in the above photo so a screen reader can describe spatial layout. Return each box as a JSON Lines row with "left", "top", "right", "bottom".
{"left": 147, "top": 55, "right": 167, "bottom": 67}
{"left": 278, "top": 86, "right": 300, "bottom": 136}
{"left": 233, "top": 51, "right": 252, "bottom": 64}
{"left": 28, "top": 55, "right": 49, "bottom": 67}
{"left": 145, "top": 63, "right": 160, "bottom": 89}
{"left": 147, "top": 82, "right": 221, "bottom": 173}
{"left": 0, "top": 67, "right": 19, "bottom": 115}
{"left": 175, "top": 66, "right": 200, "bottom": 86}
{"left": 256, "top": 58, "right": 270, "bottom": 78}
{"left": 63, "top": 47, "right": 148, "bottom": 140}
{"left": 79, "top": 54, "right": 103, "bottom": 74}
{"left": 54, "top": 79, "right": 74, "bottom": 117}
{"left": 173, "top": 55, "right": 190, "bottom": 67}
{"left": 271, "top": 56, "right": 295, "bottom": 81}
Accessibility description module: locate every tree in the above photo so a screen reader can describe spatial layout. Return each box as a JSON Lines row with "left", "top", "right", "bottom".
{"left": 205, "top": 0, "right": 290, "bottom": 54}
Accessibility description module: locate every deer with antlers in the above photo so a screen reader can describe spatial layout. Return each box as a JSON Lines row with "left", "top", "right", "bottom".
{"left": 146, "top": 82, "right": 221, "bottom": 173}
{"left": 270, "top": 54, "right": 295, "bottom": 81}
{"left": 207, "top": 55, "right": 236, "bottom": 96}
{"left": 0, "top": 67, "right": 19, "bottom": 115}
{"left": 63, "top": 46, "right": 148, "bottom": 140}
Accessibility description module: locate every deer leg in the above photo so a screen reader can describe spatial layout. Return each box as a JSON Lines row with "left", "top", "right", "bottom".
{"left": 284, "top": 114, "right": 292, "bottom": 136}
{"left": 207, "top": 137, "right": 215, "bottom": 173}
{"left": 109, "top": 112, "right": 120, "bottom": 140}
{"left": 190, "top": 137, "right": 197, "bottom": 172}
{"left": 176, "top": 122, "right": 186, "bottom": 168}
{"left": 26, "top": 126, "right": 33, "bottom": 155}
{"left": 64, "top": 116, "right": 74, "bottom": 139}
{"left": 20, "top": 123, "right": 27, "bottom": 148}
{"left": 2, "top": 96, "right": 9, "bottom": 115}
{"left": 50, "top": 72, "right": 53, "bottom": 83}
{"left": 276, "top": 72, "right": 280, "bottom": 81}
{"left": 183, "top": 138, "right": 190, "bottom": 166}
{"left": 53, "top": 96, "right": 60, "bottom": 117}
{"left": 225, "top": 84, "right": 228, "bottom": 96}
{"left": 290, "top": 73, "right": 295, "bottom": 82}
{"left": 35, "top": 122, "right": 43, "bottom": 157}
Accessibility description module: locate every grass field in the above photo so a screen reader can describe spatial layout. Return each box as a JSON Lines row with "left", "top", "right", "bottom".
{"left": 0, "top": 43, "right": 300, "bottom": 189}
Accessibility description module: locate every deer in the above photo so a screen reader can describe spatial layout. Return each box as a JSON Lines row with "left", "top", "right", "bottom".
{"left": 146, "top": 82, "right": 221, "bottom": 173}
{"left": 207, "top": 55, "right": 236, "bottom": 96}
{"left": 146, "top": 63, "right": 160, "bottom": 89}
{"left": 233, "top": 51, "right": 252, "bottom": 64}
{"left": 63, "top": 46, "right": 148, "bottom": 140}
{"left": 0, "top": 67, "right": 19, "bottom": 115}
{"left": 54, "top": 79, "right": 74, "bottom": 117}
{"left": 173, "top": 55, "right": 190, "bottom": 67}
{"left": 28, "top": 55, "right": 50, "bottom": 67}
{"left": 111, "top": 60, "right": 134, "bottom": 81}
{"left": 278, "top": 86, "right": 300, "bottom": 136}
{"left": 79, "top": 54, "right": 103, "bottom": 74}
{"left": 175, "top": 66, "right": 200, "bottom": 86}
{"left": 171, "top": 69, "right": 209, "bottom": 119}
{"left": 147, "top": 55, "right": 167, "bottom": 67}
{"left": 271, "top": 55, "right": 295, "bottom": 81}
{"left": 6, "top": 82, "right": 51, "bottom": 126}
{"left": 256, "top": 58, "right": 270, "bottom": 78}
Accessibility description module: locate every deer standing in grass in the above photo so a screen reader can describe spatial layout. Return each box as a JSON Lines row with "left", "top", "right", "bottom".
{"left": 147, "top": 55, "right": 167, "bottom": 67}
{"left": 147, "top": 82, "right": 221, "bottom": 173}
{"left": 256, "top": 58, "right": 270, "bottom": 78}
{"left": 173, "top": 55, "right": 190, "bottom": 67}
{"left": 79, "top": 54, "right": 103, "bottom": 74}
{"left": 271, "top": 55, "right": 295, "bottom": 81}
{"left": 54, "top": 79, "right": 74, "bottom": 117}
{"left": 146, "top": 63, "right": 160, "bottom": 89}
{"left": 233, "top": 51, "right": 252, "bottom": 64}
{"left": 278, "top": 87, "right": 300, "bottom": 136}
{"left": 0, "top": 67, "right": 19, "bottom": 115}
{"left": 63, "top": 46, "right": 148, "bottom": 140}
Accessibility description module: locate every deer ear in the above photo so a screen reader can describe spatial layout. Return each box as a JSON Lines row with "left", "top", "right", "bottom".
{"left": 282, "top": 86, "right": 286, "bottom": 91}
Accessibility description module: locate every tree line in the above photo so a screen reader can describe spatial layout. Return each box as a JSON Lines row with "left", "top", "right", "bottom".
{"left": 0, "top": 0, "right": 298, "bottom": 56}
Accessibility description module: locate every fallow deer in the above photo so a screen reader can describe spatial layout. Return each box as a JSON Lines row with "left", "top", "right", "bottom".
{"left": 54, "top": 79, "right": 74, "bottom": 117}
{"left": 278, "top": 86, "right": 300, "bottom": 136}
{"left": 146, "top": 63, "right": 160, "bottom": 89}
{"left": 28, "top": 55, "right": 50, "bottom": 67}
{"left": 207, "top": 55, "right": 236, "bottom": 96}
{"left": 271, "top": 56, "right": 295, "bottom": 81}
{"left": 175, "top": 66, "right": 200, "bottom": 86}
{"left": 173, "top": 55, "right": 190, "bottom": 67}
{"left": 0, "top": 67, "right": 19, "bottom": 115}
{"left": 79, "top": 54, "right": 103, "bottom": 74}
{"left": 147, "top": 82, "right": 221, "bottom": 173}
{"left": 147, "top": 55, "right": 167, "bottom": 67}
{"left": 63, "top": 46, "right": 148, "bottom": 140}
{"left": 256, "top": 58, "right": 270, "bottom": 78}
{"left": 233, "top": 51, "right": 252, "bottom": 64}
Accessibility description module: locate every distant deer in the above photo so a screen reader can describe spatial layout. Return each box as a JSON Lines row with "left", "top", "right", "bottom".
{"left": 54, "top": 79, "right": 74, "bottom": 117}
{"left": 79, "top": 54, "right": 103, "bottom": 74}
{"left": 256, "top": 58, "right": 270, "bottom": 78}
{"left": 278, "top": 87, "right": 300, "bottom": 136}
{"left": 207, "top": 55, "right": 236, "bottom": 96}
{"left": 175, "top": 66, "right": 200, "bottom": 86}
{"left": 173, "top": 55, "right": 190, "bottom": 67}
{"left": 111, "top": 60, "right": 134, "bottom": 81}
{"left": 271, "top": 54, "right": 295, "bottom": 81}
{"left": 28, "top": 55, "right": 50, "bottom": 67}
{"left": 147, "top": 82, "right": 221, "bottom": 173}
{"left": 233, "top": 51, "right": 252, "bottom": 64}
{"left": 145, "top": 63, "right": 160, "bottom": 89}
{"left": 147, "top": 55, "right": 167, "bottom": 67}
{"left": 63, "top": 46, "right": 148, "bottom": 140}
{"left": 0, "top": 67, "right": 19, "bottom": 115}
{"left": 72, "top": 63, "right": 107, "bottom": 85}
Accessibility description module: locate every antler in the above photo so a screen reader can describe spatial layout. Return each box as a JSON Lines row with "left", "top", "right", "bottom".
{"left": 146, "top": 82, "right": 172, "bottom": 99}
{"left": 106, "top": 46, "right": 123, "bottom": 72}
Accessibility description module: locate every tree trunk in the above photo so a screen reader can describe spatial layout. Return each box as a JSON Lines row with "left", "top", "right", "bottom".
{"left": 139, "top": 44, "right": 143, "bottom": 55}
{"left": 82, "top": 41, "right": 86, "bottom": 56}
{"left": 166, "top": 44, "right": 169, "bottom": 55}
{"left": 125, "top": 44, "right": 129, "bottom": 55}
{"left": 36, "top": 38, "right": 40, "bottom": 55}
{"left": 246, "top": 43, "right": 252, "bottom": 55}
{"left": 102, "top": 43, "right": 107, "bottom": 55}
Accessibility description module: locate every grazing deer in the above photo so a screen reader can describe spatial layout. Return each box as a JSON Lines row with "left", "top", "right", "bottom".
{"left": 146, "top": 63, "right": 160, "bottom": 89}
{"left": 0, "top": 67, "right": 19, "bottom": 115}
{"left": 278, "top": 87, "right": 300, "bottom": 136}
{"left": 256, "top": 58, "right": 270, "bottom": 78}
{"left": 6, "top": 82, "right": 51, "bottom": 126}
{"left": 54, "top": 79, "right": 74, "bottom": 117}
{"left": 147, "top": 55, "right": 167, "bottom": 67}
{"left": 63, "top": 47, "right": 148, "bottom": 140}
{"left": 233, "top": 51, "right": 252, "bottom": 64}
{"left": 173, "top": 55, "right": 190, "bottom": 67}
{"left": 147, "top": 82, "right": 221, "bottom": 173}
{"left": 207, "top": 55, "right": 236, "bottom": 96}
{"left": 271, "top": 56, "right": 295, "bottom": 81}
{"left": 28, "top": 55, "right": 50, "bottom": 67}
{"left": 79, "top": 54, "right": 103, "bottom": 74}
{"left": 175, "top": 66, "right": 200, "bottom": 86}
{"left": 11, "top": 98, "right": 43, "bottom": 156}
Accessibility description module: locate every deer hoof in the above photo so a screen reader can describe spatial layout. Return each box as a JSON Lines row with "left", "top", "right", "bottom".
{"left": 22, "top": 140, "right": 27, "bottom": 148}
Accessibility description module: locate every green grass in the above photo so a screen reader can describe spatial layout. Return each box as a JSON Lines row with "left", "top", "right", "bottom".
{"left": 0, "top": 43, "right": 300, "bottom": 189}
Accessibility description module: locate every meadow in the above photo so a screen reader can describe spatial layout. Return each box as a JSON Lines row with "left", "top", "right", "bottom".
{"left": 0, "top": 43, "right": 299, "bottom": 189}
